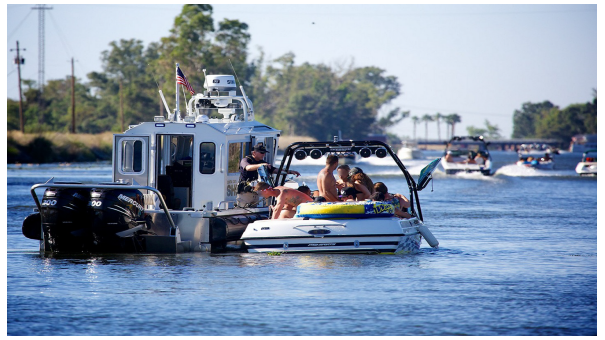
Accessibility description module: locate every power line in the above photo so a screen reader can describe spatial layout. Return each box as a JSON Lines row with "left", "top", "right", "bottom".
{"left": 48, "top": 11, "right": 74, "bottom": 59}
{"left": 8, "top": 10, "right": 33, "bottom": 40}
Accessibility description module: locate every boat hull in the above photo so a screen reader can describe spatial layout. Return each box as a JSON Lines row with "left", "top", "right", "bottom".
{"left": 575, "top": 162, "right": 597, "bottom": 176}
{"left": 241, "top": 217, "right": 431, "bottom": 254}
{"left": 516, "top": 160, "right": 555, "bottom": 170}
{"left": 442, "top": 162, "right": 492, "bottom": 175}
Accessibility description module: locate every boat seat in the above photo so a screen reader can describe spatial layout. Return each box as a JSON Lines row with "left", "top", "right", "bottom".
{"left": 157, "top": 175, "right": 176, "bottom": 210}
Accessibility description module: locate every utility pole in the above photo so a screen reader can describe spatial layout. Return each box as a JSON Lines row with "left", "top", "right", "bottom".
{"left": 10, "top": 41, "right": 26, "bottom": 133}
{"left": 119, "top": 77, "right": 124, "bottom": 132}
{"left": 32, "top": 4, "right": 52, "bottom": 122}
{"left": 71, "top": 57, "right": 75, "bottom": 133}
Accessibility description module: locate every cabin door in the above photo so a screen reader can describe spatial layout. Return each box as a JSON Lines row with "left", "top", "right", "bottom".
{"left": 113, "top": 135, "right": 150, "bottom": 187}
{"left": 155, "top": 134, "right": 194, "bottom": 210}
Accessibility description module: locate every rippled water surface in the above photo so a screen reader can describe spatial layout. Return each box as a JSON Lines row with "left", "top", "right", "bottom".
{"left": 7, "top": 152, "right": 597, "bottom": 335}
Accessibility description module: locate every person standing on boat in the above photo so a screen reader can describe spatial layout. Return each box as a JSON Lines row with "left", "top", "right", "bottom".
{"left": 254, "top": 182, "right": 312, "bottom": 219}
{"left": 239, "top": 143, "right": 300, "bottom": 183}
{"left": 317, "top": 155, "right": 340, "bottom": 202}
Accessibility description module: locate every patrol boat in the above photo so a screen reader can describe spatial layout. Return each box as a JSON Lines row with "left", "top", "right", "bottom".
{"left": 240, "top": 141, "right": 441, "bottom": 254}
{"left": 21, "top": 66, "right": 279, "bottom": 253}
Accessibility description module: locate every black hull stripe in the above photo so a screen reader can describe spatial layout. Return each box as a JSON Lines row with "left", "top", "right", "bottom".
{"left": 247, "top": 241, "right": 400, "bottom": 249}
{"left": 242, "top": 233, "right": 408, "bottom": 240}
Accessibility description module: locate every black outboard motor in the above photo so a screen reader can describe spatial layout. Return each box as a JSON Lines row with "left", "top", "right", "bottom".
{"left": 90, "top": 188, "right": 145, "bottom": 252}
{"left": 38, "top": 186, "right": 91, "bottom": 252}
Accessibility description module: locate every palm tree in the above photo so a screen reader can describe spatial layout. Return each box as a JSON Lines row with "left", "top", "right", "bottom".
{"left": 447, "top": 113, "right": 461, "bottom": 137}
{"left": 434, "top": 112, "right": 442, "bottom": 141}
{"left": 411, "top": 116, "right": 419, "bottom": 141}
{"left": 421, "top": 114, "right": 433, "bottom": 140}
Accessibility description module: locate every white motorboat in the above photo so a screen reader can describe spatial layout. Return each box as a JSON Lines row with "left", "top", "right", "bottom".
{"left": 397, "top": 141, "right": 424, "bottom": 160}
{"left": 241, "top": 141, "right": 441, "bottom": 254}
{"left": 575, "top": 149, "right": 597, "bottom": 176}
{"left": 441, "top": 136, "right": 492, "bottom": 175}
{"left": 516, "top": 145, "right": 556, "bottom": 170}
{"left": 22, "top": 66, "right": 280, "bottom": 253}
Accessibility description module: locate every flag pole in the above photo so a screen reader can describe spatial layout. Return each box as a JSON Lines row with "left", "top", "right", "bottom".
{"left": 175, "top": 63, "right": 179, "bottom": 121}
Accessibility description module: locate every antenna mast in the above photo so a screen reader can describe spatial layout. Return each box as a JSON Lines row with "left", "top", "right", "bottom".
{"left": 32, "top": 4, "right": 52, "bottom": 121}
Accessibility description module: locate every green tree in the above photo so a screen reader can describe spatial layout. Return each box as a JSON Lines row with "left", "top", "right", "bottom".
{"left": 444, "top": 113, "right": 461, "bottom": 138}
{"left": 433, "top": 112, "right": 442, "bottom": 140}
{"left": 421, "top": 114, "right": 433, "bottom": 140}
{"left": 511, "top": 101, "right": 555, "bottom": 138}
{"left": 372, "top": 108, "right": 409, "bottom": 134}
{"left": 411, "top": 116, "right": 419, "bottom": 141}
{"left": 466, "top": 119, "right": 501, "bottom": 139}
{"left": 88, "top": 38, "right": 160, "bottom": 131}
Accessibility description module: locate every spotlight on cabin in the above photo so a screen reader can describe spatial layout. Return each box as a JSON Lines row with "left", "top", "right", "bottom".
{"left": 294, "top": 150, "right": 307, "bottom": 160}
{"left": 310, "top": 149, "right": 323, "bottom": 159}
{"left": 359, "top": 148, "right": 372, "bottom": 158}
{"left": 375, "top": 148, "right": 388, "bottom": 158}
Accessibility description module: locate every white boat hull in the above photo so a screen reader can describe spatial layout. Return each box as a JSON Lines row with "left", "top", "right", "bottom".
{"left": 575, "top": 162, "right": 597, "bottom": 175}
{"left": 442, "top": 160, "right": 492, "bottom": 175}
{"left": 241, "top": 217, "right": 433, "bottom": 254}
{"left": 397, "top": 147, "right": 424, "bottom": 160}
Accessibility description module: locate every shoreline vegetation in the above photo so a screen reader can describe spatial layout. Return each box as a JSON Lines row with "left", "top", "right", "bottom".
{"left": 6, "top": 132, "right": 317, "bottom": 164}
{"left": 8, "top": 131, "right": 114, "bottom": 164}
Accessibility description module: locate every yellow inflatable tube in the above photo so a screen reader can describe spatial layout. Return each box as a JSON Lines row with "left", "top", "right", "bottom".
{"left": 295, "top": 201, "right": 395, "bottom": 219}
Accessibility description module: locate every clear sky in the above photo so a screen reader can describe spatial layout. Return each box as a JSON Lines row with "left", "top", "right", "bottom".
{"left": 5, "top": 3, "right": 597, "bottom": 139}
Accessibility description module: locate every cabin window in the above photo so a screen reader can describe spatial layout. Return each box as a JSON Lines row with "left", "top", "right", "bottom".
{"left": 199, "top": 142, "right": 216, "bottom": 174}
{"left": 121, "top": 139, "right": 144, "bottom": 173}
{"left": 228, "top": 142, "right": 243, "bottom": 174}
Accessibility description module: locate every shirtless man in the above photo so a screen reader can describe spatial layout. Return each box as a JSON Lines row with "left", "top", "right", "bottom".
{"left": 254, "top": 182, "right": 312, "bottom": 219}
{"left": 317, "top": 155, "right": 339, "bottom": 202}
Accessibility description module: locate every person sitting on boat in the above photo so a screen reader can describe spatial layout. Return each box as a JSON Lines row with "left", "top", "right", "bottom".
{"left": 339, "top": 187, "right": 357, "bottom": 201}
{"left": 335, "top": 164, "right": 351, "bottom": 190}
{"left": 374, "top": 182, "right": 412, "bottom": 219}
{"left": 444, "top": 151, "right": 455, "bottom": 163}
{"left": 348, "top": 167, "right": 374, "bottom": 201}
{"left": 254, "top": 182, "right": 312, "bottom": 219}
{"left": 317, "top": 154, "right": 340, "bottom": 202}
{"left": 474, "top": 151, "right": 488, "bottom": 166}
{"left": 523, "top": 156, "right": 538, "bottom": 167}
{"left": 297, "top": 185, "right": 313, "bottom": 198}
{"left": 239, "top": 143, "right": 300, "bottom": 184}
{"left": 465, "top": 151, "right": 477, "bottom": 164}
{"left": 314, "top": 196, "right": 327, "bottom": 203}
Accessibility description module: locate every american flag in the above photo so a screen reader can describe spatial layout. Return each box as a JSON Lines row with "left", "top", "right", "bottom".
{"left": 176, "top": 66, "right": 195, "bottom": 95}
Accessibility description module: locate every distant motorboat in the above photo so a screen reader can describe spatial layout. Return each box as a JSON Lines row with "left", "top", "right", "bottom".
{"left": 441, "top": 136, "right": 492, "bottom": 175}
{"left": 575, "top": 149, "right": 597, "bottom": 176}
{"left": 397, "top": 141, "right": 424, "bottom": 160}
{"left": 516, "top": 145, "right": 555, "bottom": 170}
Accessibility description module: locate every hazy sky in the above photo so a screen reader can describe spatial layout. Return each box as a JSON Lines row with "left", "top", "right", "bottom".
{"left": 5, "top": 4, "right": 597, "bottom": 139}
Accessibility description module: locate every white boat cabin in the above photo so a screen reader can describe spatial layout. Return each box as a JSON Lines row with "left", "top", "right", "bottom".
{"left": 112, "top": 75, "right": 280, "bottom": 211}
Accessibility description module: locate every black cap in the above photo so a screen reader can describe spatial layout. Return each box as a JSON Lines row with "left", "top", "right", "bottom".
{"left": 253, "top": 143, "right": 267, "bottom": 153}
{"left": 348, "top": 167, "right": 363, "bottom": 178}
{"left": 340, "top": 187, "right": 357, "bottom": 197}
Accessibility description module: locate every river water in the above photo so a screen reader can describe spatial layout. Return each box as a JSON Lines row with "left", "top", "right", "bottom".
{"left": 6, "top": 151, "right": 596, "bottom": 336}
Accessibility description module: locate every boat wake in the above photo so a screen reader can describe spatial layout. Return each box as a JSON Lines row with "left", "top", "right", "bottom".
{"left": 495, "top": 164, "right": 577, "bottom": 177}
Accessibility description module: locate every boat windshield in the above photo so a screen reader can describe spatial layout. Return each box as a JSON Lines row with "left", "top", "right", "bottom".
{"left": 446, "top": 141, "right": 487, "bottom": 154}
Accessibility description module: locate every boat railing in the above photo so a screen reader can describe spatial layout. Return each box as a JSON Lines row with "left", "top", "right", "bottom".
{"left": 30, "top": 179, "right": 177, "bottom": 232}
